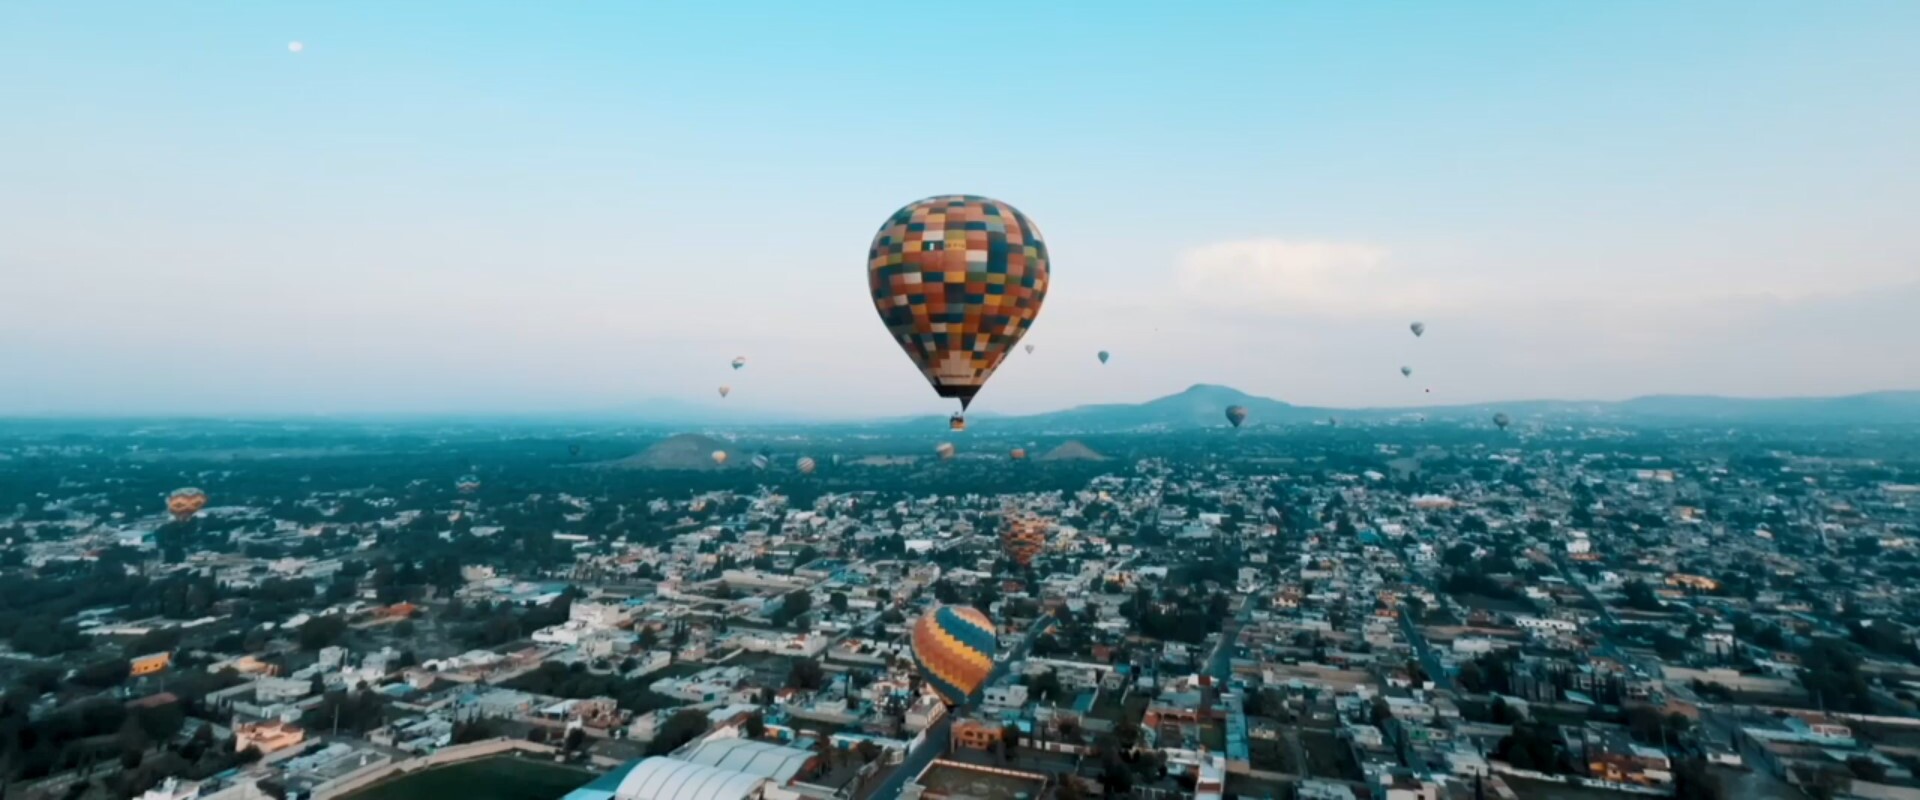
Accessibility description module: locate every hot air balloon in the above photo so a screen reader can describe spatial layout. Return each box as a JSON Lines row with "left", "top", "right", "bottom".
{"left": 936, "top": 442, "right": 956, "bottom": 461}
{"left": 1001, "top": 514, "right": 1048, "bottom": 567}
{"left": 1009, "top": 447, "right": 1027, "bottom": 461}
{"left": 718, "top": 386, "right": 731, "bottom": 398}
{"left": 911, "top": 605, "right": 996, "bottom": 706}
{"left": 711, "top": 450, "right": 729, "bottom": 466}
{"left": 1024, "top": 344, "right": 1035, "bottom": 354}
{"left": 796, "top": 457, "right": 816, "bottom": 474}
{"left": 752, "top": 454, "right": 770, "bottom": 470}
{"left": 1410, "top": 321, "right": 1426, "bottom": 337}
{"left": 166, "top": 488, "right": 207, "bottom": 521}
{"left": 1225, "top": 405, "right": 1249, "bottom": 428}
{"left": 1328, "top": 417, "right": 1340, "bottom": 427}
{"left": 1493, "top": 412, "right": 1512, "bottom": 430}
{"left": 949, "top": 413, "right": 967, "bottom": 432}
{"left": 869, "top": 195, "right": 1048, "bottom": 430}
{"left": 830, "top": 454, "right": 843, "bottom": 467}
{"left": 1097, "top": 350, "right": 1110, "bottom": 364}
{"left": 731, "top": 356, "right": 747, "bottom": 370}
{"left": 455, "top": 475, "right": 481, "bottom": 494}
{"left": 1401, "top": 366, "right": 1412, "bottom": 378}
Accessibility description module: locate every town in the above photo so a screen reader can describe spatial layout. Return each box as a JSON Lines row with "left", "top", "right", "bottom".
{"left": 3, "top": 417, "right": 1919, "bottom": 800}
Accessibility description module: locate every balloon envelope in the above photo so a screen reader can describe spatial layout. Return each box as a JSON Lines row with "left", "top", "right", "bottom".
{"left": 912, "top": 605, "right": 997, "bottom": 705}
{"left": 1225, "top": 405, "right": 1248, "bottom": 428}
{"left": 455, "top": 475, "right": 480, "bottom": 494}
{"left": 166, "top": 488, "right": 207, "bottom": 520}
{"left": 718, "top": 386, "right": 731, "bottom": 398}
{"left": 1009, "top": 447, "right": 1026, "bottom": 461}
{"left": 1493, "top": 412, "right": 1512, "bottom": 429}
{"left": 936, "top": 442, "right": 956, "bottom": 460}
{"left": 1097, "top": 350, "right": 1110, "bottom": 364}
{"left": 1024, "top": 344, "right": 1035, "bottom": 354}
{"left": 1410, "top": 321, "right": 1426, "bottom": 337}
{"left": 868, "top": 195, "right": 1049, "bottom": 410}
{"left": 796, "top": 457, "right": 816, "bottom": 474}
{"left": 731, "top": 356, "right": 747, "bottom": 370}
{"left": 1401, "top": 366, "right": 1412, "bottom": 377}
{"left": 1002, "top": 515, "right": 1048, "bottom": 566}
{"left": 711, "top": 451, "right": 728, "bottom": 465}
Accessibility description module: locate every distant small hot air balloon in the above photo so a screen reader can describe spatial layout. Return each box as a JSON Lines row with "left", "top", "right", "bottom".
{"left": 718, "top": 386, "right": 731, "bottom": 398}
{"left": 911, "top": 605, "right": 997, "bottom": 706}
{"left": 1024, "top": 344, "right": 1035, "bottom": 354}
{"left": 830, "top": 454, "right": 844, "bottom": 467}
{"left": 1225, "top": 405, "right": 1249, "bottom": 429}
{"left": 1410, "top": 321, "right": 1426, "bottom": 337}
{"left": 166, "top": 488, "right": 207, "bottom": 521}
{"left": 1401, "top": 366, "right": 1412, "bottom": 378}
{"left": 751, "top": 454, "right": 770, "bottom": 470}
{"left": 796, "top": 457, "right": 817, "bottom": 474}
{"left": 1009, "top": 447, "right": 1027, "bottom": 461}
{"left": 731, "top": 356, "right": 747, "bottom": 370}
{"left": 455, "top": 475, "right": 481, "bottom": 494}
{"left": 1493, "top": 412, "right": 1512, "bottom": 430}
{"left": 1097, "top": 350, "right": 1110, "bottom": 365}
{"left": 1328, "top": 417, "right": 1340, "bottom": 427}
{"left": 936, "top": 442, "right": 956, "bottom": 460}
{"left": 949, "top": 413, "right": 966, "bottom": 432}
{"left": 711, "top": 450, "right": 729, "bottom": 466}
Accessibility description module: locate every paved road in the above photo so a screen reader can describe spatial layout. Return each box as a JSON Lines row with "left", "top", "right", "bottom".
{"left": 866, "top": 613, "right": 1059, "bottom": 800}
{"left": 1398, "top": 604, "right": 1453, "bottom": 692}
{"left": 1207, "top": 594, "right": 1256, "bottom": 682}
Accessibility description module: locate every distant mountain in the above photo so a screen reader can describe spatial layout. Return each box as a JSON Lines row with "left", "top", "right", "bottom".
{"left": 965, "top": 384, "right": 1920, "bottom": 431}
{"left": 604, "top": 433, "right": 735, "bottom": 470}
{"left": 994, "top": 384, "right": 1325, "bottom": 431}
{"left": 1037, "top": 440, "right": 1109, "bottom": 461}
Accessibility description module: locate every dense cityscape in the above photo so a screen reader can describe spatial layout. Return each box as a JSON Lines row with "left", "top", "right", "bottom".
{"left": 4, "top": 404, "right": 1918, "bottom": 800}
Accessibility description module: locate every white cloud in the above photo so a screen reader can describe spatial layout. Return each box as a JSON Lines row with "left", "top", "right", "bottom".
{"left": 1174, "top": 238, "right": 1464, "bottom": 317}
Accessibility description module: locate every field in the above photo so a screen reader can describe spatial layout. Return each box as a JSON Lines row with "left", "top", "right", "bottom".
{"left": 343, "top": 756, "right": 594, "bottom": 800}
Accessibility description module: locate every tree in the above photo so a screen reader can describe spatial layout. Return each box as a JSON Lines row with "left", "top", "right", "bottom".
{"left": 298, "top": 616, "right": 349, "bottom": 651}
{"left": 829, "top": 592, "right": 849, "bottom": 614}
{"left": 645, "top": 710, "right": 709, "bottom": 756}
{"left": 787, "top": 658, "right": 826, "bottom": 691}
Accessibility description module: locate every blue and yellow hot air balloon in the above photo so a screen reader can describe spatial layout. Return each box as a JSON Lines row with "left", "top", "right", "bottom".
{"left": 911, "top": 605, "right": 997, "bottom": 706}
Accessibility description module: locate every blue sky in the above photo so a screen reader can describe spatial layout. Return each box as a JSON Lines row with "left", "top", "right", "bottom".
{"left": 3, "top": 1, "right": 1916, "bottom": 416}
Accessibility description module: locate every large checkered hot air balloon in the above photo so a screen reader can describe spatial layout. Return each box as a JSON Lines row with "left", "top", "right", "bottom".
{"left": 166, "top": 488, "right": 207, "bottom": 521}
{"left": 911, "top": 605, "right": 997, "bottom": 706}
{"left": 869, "top": 195, "right": 1049, "bottom": 429}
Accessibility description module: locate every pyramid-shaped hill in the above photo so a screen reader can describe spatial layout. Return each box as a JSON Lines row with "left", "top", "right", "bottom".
{"left": 1037, "top": 440, "right": 1108, "bottom": 462}
{"left": 605, "top": 433, "right": 735, "bottom": 470}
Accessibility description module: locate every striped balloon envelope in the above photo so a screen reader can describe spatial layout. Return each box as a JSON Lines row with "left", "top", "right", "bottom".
{"left": 911, "top": 605, "right": 997, "bottom": 706}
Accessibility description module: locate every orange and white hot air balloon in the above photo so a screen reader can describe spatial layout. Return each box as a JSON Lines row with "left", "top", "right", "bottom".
{"left": 935, "top": 442, "right": 956, "bottom": 461}
{"left": 711, "top": 450, "right": 728, "bottom": 466}
{"left": 166, "top": 488, "right": 208, "bottom": 521}
{"left": 718, "top": 386, "right": 731, "bottom": 398}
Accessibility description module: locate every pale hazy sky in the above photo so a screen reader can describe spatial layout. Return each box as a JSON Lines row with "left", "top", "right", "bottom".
{"left": 3, "top": 1, "right": 1917, "bottom": 417}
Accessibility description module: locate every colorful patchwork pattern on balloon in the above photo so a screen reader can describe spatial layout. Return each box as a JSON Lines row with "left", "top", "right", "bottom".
{"left": 869, "top": 195, "right": 1049, "bottom": 409}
